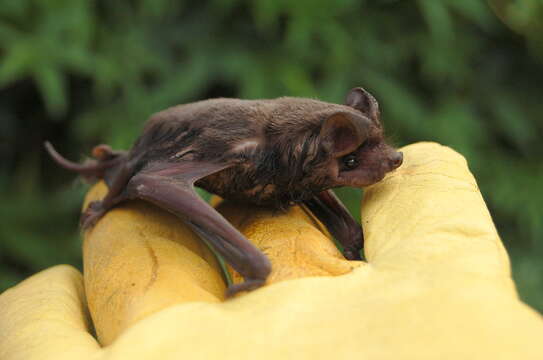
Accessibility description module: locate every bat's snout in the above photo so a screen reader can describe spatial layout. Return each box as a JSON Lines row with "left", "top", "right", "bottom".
{"left": 388, "top": 151, "right": 403, "bottom": 170}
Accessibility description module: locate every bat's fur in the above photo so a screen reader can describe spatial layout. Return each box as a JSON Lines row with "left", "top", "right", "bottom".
{"left": 128, "top": 95, "right": 399, "bottom": 208}
{"left": 46, "top": 87, "right": 402, "bottom": 296}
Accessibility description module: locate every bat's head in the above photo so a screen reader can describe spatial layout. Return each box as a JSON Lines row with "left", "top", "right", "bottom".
{"left": 318, "top": 87, "right": 402, "bottom": 188}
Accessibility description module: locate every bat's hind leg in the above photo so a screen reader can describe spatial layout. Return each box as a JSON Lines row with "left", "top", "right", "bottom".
{"left": 81, "top": 196, "right": 125, "bottom": 229}
{"left": 81, "top": 162, "right": 134, "bottom": 229}
{"left": 44, "top": 141, "right": 134, "bottom": 229}
{"left": 304, "top": 190, "right": 363, "bottom": 260}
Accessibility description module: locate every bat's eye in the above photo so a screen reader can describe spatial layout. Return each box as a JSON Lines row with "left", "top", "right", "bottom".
{"left": 343, "top": 154, "right": 358, "bottom": 169}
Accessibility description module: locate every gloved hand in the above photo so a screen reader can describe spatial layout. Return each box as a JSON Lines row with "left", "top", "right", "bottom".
{"left": 1, "top": 142, "right": 542, "bottom": 360}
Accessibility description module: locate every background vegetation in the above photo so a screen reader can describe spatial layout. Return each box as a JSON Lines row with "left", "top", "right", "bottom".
{"left": 1, "top": 0, "right": 542, "bottom": 311}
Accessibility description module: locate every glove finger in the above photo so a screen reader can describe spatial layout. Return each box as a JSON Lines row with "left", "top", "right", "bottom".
{"left": 83, "top": 182, "right": 226, "bottom": 345}
{"left": 0, "top": 265, "right": 101, "bottom": 360}
{"left": 362, "top": 142, "right": 513, "bottom": 284}
{"left": 214, "top": 201, "right": 361, "bottom": 288}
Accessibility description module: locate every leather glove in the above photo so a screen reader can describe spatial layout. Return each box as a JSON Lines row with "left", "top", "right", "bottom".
{"left": 1, "top": 142, "right": 542, "bottom": 360}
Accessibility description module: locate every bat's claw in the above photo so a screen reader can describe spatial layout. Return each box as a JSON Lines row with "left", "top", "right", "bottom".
{"left": 80, "top": 201, "right": 107, "bottom": 229}
{"left": 342, "top": 228, "right": 363, "bottom": 260}
{"left": 225, "top": 279, "right": 266, "bottom": 298}
{"left": 343, "top": 248, "right": 362, "bottom": 261}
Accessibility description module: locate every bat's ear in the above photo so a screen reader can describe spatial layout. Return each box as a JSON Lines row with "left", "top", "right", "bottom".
{"left": 319, "top": 111, "right": 369, "bottom": 157}
{"left": 345, "top": 87, "right": 380, "bottom": 123}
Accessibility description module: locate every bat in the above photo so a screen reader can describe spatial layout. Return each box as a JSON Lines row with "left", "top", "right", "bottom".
{"left": 45, "top": 87, "right": 403, "bottom": 296}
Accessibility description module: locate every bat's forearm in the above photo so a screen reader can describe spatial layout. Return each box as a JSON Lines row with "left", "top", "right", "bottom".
{"left": 304, "top": 190, "right": 363, "bottom": 260}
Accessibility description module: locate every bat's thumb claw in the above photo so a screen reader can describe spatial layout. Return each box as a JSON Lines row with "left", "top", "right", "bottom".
{"left": 343, "top": 249, "right": 362, "bottom": 261}
{"left": 225, "top": 279, "right": 266, "bottom": 298}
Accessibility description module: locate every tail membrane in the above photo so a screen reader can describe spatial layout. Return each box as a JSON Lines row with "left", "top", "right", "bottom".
{"left": 44, "top": 141, "right": 122, "bottom": 180}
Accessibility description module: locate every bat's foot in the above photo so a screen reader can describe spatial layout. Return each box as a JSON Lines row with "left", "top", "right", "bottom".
{"left": 225, "top": 279, "right": 266, "bottom": 298}
{"left": 80, "top": 201, "right": 107, "bottom": 229}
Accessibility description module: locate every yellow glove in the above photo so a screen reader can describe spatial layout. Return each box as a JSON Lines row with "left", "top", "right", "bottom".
{"left": 1, "top": 142, "right": 542, "bottom": 360}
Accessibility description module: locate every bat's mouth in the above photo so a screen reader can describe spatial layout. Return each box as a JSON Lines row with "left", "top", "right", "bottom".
{"left": 368, "top": 171, "right": 387, "bottom": 184}
{"left": 336, "top": 156, "right": 402, "bottom": 188}
{"left": 337, "top": 171, "right": 384, "bottom": 188}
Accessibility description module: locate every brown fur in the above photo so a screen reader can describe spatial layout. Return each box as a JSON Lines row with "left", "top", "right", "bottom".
{"left": 124, "top": 93, "right": 400, "bottom": 209}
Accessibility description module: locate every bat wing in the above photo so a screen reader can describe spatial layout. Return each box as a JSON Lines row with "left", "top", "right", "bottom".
{"left": 304, "top": 190, "right": 363, "bottom": 260}
{"left": 123, "top": 160, "right": 271, "bottom": 296}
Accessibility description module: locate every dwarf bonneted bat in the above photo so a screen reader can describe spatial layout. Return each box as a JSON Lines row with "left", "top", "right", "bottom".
{"left": 45, "top": 87, "right": 403, "bottom": 296}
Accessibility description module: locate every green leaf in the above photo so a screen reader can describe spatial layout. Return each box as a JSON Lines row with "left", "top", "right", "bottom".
{"left": 417, "top": 0, "right": 454, "bottom": 44}
{"left": 444, "top": 0, "right": 495, "bottom": 28}
{"left": 33, "top": 65, "right": 67, "bottom": 117}
{"left": 0, "top": 42, "right": 33, "bottom": 86}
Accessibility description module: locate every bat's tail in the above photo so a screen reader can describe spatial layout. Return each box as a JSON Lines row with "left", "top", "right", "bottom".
{"left": 44, "top": 141, "right": 125, "bottom": 181}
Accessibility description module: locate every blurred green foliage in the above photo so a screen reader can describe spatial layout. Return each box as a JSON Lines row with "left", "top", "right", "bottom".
{"left": 0, "top": 0, "right": 542, "bottom": 310}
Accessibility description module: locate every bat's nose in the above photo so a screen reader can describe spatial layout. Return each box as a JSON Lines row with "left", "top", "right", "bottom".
{"left": 389, "top": 151, "right": 403, "bottom": 170}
